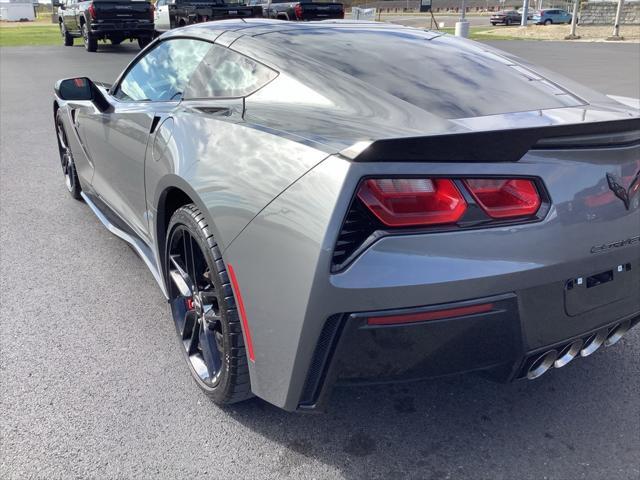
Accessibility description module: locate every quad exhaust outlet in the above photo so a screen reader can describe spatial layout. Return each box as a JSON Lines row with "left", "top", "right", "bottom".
{"left": 525, "top": 320, "right": 634, "bottom": 380}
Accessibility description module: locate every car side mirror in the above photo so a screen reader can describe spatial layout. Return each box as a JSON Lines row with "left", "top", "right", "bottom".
{"left": 55, "top": 77, "right": 110, "bottom": 112}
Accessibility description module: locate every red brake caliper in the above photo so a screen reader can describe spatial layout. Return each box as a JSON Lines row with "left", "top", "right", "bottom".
{"left": 185, "top": 298, "right": 194, "bottom": 310}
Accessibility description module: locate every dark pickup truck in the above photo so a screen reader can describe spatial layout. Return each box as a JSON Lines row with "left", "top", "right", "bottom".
{"left": 248, "top": 0, "right": 344, "bottom": 21}
{"left": 154, "top": 0, "right": 262, "bottom": 33}
{"left": 55, "top": 0, "right": 155, "bottom": 52}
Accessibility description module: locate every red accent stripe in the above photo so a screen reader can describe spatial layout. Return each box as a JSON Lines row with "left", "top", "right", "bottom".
{"left": 367, "top": 303, "right": 494, "bottom": 326}
{"left": 227, "top": 263, "right": 255, "bottom": 362}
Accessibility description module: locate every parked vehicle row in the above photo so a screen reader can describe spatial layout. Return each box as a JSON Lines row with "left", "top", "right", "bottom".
{"left": 490, "top": 8, "right": 572, "bottom": 26}
{"left": 56, "top": 0, "right": 344, "bottom": 51}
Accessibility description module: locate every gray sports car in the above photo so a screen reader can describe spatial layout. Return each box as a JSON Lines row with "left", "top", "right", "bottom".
{"left": 53, "top": 20, "right": 640, "bottom": 412}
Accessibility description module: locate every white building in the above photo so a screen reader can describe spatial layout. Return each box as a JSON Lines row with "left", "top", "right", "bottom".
{"left": 0, "top": 0, "right": 36, "bottom": 22}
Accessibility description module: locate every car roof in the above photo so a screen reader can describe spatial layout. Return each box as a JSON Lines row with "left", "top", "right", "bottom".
{"left": 160, "top": 19, "right": 416, "bottom": 44}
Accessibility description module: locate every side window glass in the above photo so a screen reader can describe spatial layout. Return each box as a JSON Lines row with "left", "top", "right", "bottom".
{"left": 114, "top": 39, "right": 212, "bottom": 102}
{"left": 185, "top": 45, "right": 278, "bottom": 99}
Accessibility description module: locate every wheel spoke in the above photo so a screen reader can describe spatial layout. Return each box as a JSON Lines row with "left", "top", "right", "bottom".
{"left": 181, "top": 309, "right": 197, "bottom": 340}
{"left": 200, "top": 290, "right": 218, "bottom": 307}
{"left": 169, "top": 254, "right": 193, "bottom": 297}
{"left": 200, "top": 323, "right": 222, "bottom": 380}
{"left": 186, "top": 233, "right": 199, "bottom": 294}
{"left": 186, "top": 317, "right": 201, "bottom": 355}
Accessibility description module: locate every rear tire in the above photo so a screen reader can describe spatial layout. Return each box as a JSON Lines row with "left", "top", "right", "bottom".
{"left": 166, "top": 204, "right": 253, "bottom": 405}
{"left": 491, "top": 22, "right": 496, "bottom": 26}
{"left": 137, "top": 36, "right": 152, "bottom": 49}
{"left": 82, "top": 23, "right": 97, "bottom": 52}
{"left": 60, "top": 22, "right": 73, "bottom": 46}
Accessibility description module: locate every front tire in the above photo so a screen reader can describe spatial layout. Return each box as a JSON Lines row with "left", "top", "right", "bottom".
{"left": 544, "top": 19, "right": 552, "bottom": 25}
{"left": 82, "top": 23, "right": 97, "bottom": 52}
{"left": 166, "top": 205, "right": 252, "bottom": 405}
{"left": 55, "top": 111, "right": 82, "bottom": 200}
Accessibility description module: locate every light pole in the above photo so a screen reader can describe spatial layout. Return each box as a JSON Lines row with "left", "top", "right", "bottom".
{"left": 565, "top": 0, "right": 580, "bottom": 39}
{"left": 455, "top": 0, "right": 470, "bottom": 36}
{"left": 521, "top": 0, "right": 529, "bottom": 26}
{"left": 607, "top": 0, "right": 625, "bottom": 40}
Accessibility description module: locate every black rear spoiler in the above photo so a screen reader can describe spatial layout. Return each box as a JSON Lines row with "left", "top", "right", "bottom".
{"left": 352, "top": 117, "right": 640, "bottom": 163}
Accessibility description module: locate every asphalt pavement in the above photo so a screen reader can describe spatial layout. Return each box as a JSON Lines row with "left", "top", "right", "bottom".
{"left": 1, "top": 40, "right": 639, "bottom": 480}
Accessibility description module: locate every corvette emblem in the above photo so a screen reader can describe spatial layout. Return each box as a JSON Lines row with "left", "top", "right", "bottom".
{"left": 606, "top": 170, "right": 640, "bottom": 210}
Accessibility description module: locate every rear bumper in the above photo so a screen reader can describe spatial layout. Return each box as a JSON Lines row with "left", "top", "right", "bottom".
{"left": 299, "top": 290, "right": 640, "bottom": 411}
{"left": 90, "top": 21, "right": 154, "bottom": 38}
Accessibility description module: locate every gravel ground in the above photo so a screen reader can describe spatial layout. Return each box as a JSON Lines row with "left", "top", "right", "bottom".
{"left": 1, "top": 42, "right": 639, "bottom": 480}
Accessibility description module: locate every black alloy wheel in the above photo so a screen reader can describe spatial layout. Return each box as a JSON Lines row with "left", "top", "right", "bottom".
{"left": 55, "top": 111, "right": 82, "bottom": 200}
{"left": 166, "top": 205, "right": 252, "bottom": 404}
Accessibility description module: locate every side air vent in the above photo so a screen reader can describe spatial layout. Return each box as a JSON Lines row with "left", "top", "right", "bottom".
{"left": 331, "top": 200, "right": 378, "bottom": 272}
{"left": 298, "top": 314, "right": 345, "bottom": 408}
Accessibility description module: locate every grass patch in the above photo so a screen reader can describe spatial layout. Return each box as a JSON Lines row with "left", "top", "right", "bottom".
{"left": 439, "top": 26, "right": 522, "bottom": 40}
{"left": 0, "top": 24, "right": 61, "bottom": 47}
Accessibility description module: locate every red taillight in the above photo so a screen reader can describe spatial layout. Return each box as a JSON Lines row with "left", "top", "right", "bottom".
{"left": 294, "top": 4, "right": 303, "bottom": 19}
{"left": 149, "top": 3, "right": 155, "bottom": 21}
{"left": 357, "top": 178, "right": 467, "bottom": 227}
{"left": 464, "top": 178, "right": 541, "bottom": 218}
{"left": 88, "top": 3, "right": 96, "bottom": 19}
{"left": 367, "top": 303, "right": 494, "bottom": 326}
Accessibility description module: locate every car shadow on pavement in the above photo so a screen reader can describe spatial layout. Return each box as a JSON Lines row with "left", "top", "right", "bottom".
{"left": 222, "top": 340, "right": 639, "bottom": 479}
{"left": 70, "top": 43, "right": 141, "bottom": 55}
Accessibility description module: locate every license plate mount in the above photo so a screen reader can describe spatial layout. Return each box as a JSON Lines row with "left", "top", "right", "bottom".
{"left": 564, "top": 263, "right": 636, "bottom": 316}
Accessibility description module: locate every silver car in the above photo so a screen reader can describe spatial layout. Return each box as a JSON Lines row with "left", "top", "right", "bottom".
{"left": 53, "top": 20, "right": 640, "bottom": 412}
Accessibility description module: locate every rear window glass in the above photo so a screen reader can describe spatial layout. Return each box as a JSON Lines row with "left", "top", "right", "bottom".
{"left": 260, "top": 28, "right": 582, "bottom": 119}
{"left": 185, "top": 45, "right": 277, "bottom": 99}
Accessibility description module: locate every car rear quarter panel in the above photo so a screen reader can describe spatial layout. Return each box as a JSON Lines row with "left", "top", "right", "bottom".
{"left": 144, "top": 103, "right": 331, "bottom": 253}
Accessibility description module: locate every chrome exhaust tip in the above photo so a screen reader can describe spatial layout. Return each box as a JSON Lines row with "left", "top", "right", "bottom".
{"left": 605, "top": 320, "right": 631, "bottom": 347}
{"left": 554, "top": 339, "right": 583, "bottom": 368}
{"left": 527, "top": 350, "right": 558, "bottom": 380}
{"left": 580, "top": 329, "right": 607, "bottom": 357}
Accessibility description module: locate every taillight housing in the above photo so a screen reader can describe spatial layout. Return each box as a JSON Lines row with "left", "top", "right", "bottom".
{"left": 294, "top": 4, "right": 303, "bottom": 19}
{"left": 464, "top": 178, "right": 541, "bottom": 218}
{"left": 149, "top": 2, "right": 155, "bottom": 21}
{"left": 356, "top": 177, "right": 543, "bottom": 228}
{"left": 357, "top": 178, "right": 467, "bottom": 227}
{"left": 88, "top": 3, "right": 96, "bottom": 19}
